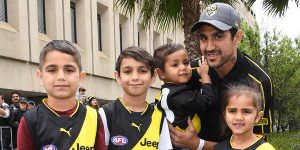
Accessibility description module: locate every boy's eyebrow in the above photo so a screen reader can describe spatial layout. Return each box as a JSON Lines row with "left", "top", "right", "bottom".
{"left": 64, "top": 64, "right": 77, "bottom": 68}
{"left": 45, "top": 64, "right": 57, "bottom": 68}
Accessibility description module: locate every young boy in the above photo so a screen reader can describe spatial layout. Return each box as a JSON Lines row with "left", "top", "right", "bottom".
{"left": 17, "top": 40, "right": 106, "bottom": 150}
{"left": 99, "top": 46, "right": 173, "bottom": 150}
{"left": 153, "top": 43, "right": 216, "bottom": 138}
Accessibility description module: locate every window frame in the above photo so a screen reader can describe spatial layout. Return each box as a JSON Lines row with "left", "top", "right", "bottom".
{"left": 70, "top": 2, "right": 77, "bottom": 43}
{"left": 97, "top": 13, "right": 102, "bottom": 51}
{"left": 37, "top": 0, "right": 46, "bottom": 34}
{"left": 0, "top": 0, "right": 7, "bottom": 22}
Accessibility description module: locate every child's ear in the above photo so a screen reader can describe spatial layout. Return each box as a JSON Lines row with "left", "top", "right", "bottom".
{"left": 114, "top": 71, "right": 121, "bottom": 85}
{"left": 36, "top": 69, "right": 43, "bottom": 86}
{"left": 156, "top": 68, "right": 165, "bottom": 80}
{"left": 151, "top": 69, "right": 157, "bottom": 84}
{"left": 79, "top": 71, "right": 86, "bottom": 83}
{"left": 255, "top": 111, "right": 264, "bottom": 124}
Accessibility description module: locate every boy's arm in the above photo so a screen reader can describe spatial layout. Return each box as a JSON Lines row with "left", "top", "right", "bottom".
{"left": 17, "top": 117, "right": 35, "bottom": 150}
{"left": 99, "top": 108, "right": 110, "bottom": 146}
{"left": 158, "top": 118, "right": 173, "bottom": 149}
{"left": 95, "top": 113, "right": 107, "bottom": 150}
{"left": 168, "top": 118, "right": 217, "bottom": 150}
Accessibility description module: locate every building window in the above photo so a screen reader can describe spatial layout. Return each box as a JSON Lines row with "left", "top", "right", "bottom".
{"left": 37, "top": 0, "right": 46, "bottom": 33}
{"left": 70, "top": 2, "right": 77, "bottom": 43}
{"left": 119, "top": 24, "right": 122, "bottom": 51}
{"left": 0, "top": 0, "right": 7, "bottom": 22}
{"left": 97, "top": 14, "right": 102, "bottom": 51}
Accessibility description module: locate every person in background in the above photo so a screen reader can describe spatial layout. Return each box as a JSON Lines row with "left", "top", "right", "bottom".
{"left": 88, "top": 96, "right": 99, "bottom": 111}
{"left": 8, "top": 91, "right": 22, "bottom": 150}
{"left": 0, "top": 95, "right": 11, "bottom": 150}
{"left": 78, "top": 87, "right": 87, "bottom": 104}
{"left": 27, "top": 101, "right": 36, "bottom": 110}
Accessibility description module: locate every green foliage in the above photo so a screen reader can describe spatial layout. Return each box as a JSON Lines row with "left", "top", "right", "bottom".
{"left": 268, "top": 130, "right": 300, "bottom": 150}
{"left": 240, "top": 22, "right": 300, "bottom": 130}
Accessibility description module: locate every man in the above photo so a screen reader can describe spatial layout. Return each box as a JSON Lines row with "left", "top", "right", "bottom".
{"left": 78, "top": 87, "right": 87, "bottom": 104}
{"left": 169, "top": 3, "right": 273, "bottom": 150}
{"left": 8, "top": 91, "right": 22, "bottom": 150}
{"left": 9, "top": 91, "right": 20, "bottom": 111}
{"left": 0, "top": 95, "right": 11, "bottom": 150}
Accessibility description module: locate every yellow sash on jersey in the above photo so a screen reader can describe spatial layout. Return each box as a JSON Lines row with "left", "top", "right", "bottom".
{"left": 132, "top": 107, "right": 162, "bottom": 150}
{"left": 70, "top": 106, "right": 98, "bottom": 150}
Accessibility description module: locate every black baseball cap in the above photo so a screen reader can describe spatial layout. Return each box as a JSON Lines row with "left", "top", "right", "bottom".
{"left": 191, "top": 3, "right": 241, "bottom": 32}
{"left": 19, "top": 97, "right": 27, "bottom": 103}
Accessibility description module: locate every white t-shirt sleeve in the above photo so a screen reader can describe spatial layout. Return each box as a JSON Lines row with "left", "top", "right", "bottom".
{"left": 158, "top": 117, "right": 173, "bottom": 150}
{"left": 99, "top": 108, "right": 110, "bottom": 146}
{"left": 0, "top": 103, "right": 10, "bottom": 118}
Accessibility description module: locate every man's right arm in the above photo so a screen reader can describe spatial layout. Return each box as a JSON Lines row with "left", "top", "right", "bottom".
{"left": 168, "top": 118, "right": 217, "bottom": 150}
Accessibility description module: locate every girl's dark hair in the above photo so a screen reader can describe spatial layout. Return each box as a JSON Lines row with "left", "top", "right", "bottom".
{"left": 153, "top": 43, "right": 185, "bottom": 71}
{"left": 220, "top": 83, "right": 262, "bottom": 138}
{"left": 115, "top": 46, "right": 155, "bottom": 77}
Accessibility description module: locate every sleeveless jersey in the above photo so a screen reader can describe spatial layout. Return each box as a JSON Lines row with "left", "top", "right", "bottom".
{"left": 24, "top": 99, "right": 99, "bottom": 150}
{"left": 99, "top": 99, "right": 172, "bottom": 150}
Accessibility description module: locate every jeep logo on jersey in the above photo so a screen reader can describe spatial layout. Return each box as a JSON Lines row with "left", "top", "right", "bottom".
{"left": 140, "top": 138, "right": 159, "bottom": 148}
{"left": 111, "top": 135, "right": 128, "bottom": 145}
{"left": 42, "top": 144, "right": 57, "bottom": 150}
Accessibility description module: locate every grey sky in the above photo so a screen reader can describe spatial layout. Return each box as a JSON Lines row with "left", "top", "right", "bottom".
{"left": 252, "top": 0, "right": 300, "bottom": 39}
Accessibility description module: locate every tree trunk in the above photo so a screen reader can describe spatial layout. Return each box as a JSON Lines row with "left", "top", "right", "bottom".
{"left": 277, "top": 110, "right": 282, "bottom": 131}
{"left": 182, "top": 1, "right": 202, "bottom": 60}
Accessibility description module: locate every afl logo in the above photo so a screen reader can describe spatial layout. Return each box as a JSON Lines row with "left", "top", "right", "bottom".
{"left": 42, "top": 144, "right": 57, "bottom": 150}
{"left": 111, "top": 135, "right": 128, "bottom": 146}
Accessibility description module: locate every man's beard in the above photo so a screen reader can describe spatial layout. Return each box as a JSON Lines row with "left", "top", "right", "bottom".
{"left": 204, "top": 49, "right": 233, "bottom": 69}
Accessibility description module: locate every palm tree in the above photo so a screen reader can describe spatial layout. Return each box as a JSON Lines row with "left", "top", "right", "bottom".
{"left": 115, "top": 0, "right": 299, "bottom": 59}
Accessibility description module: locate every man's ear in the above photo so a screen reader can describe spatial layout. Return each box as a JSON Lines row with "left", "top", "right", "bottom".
{"left": 234, "top": 29, "right": 243, "bottom": 46}
{"left": 255, "top": 111, "right": 264, "bottom": 124}
{"left": 36, "top": 69, "right": 43, "bottom": 86}
{"left": 114, "top": 71, "right": 121, "bottom": 85}
{"left": 156, "top": 68, "right": 165, "bottom": 81}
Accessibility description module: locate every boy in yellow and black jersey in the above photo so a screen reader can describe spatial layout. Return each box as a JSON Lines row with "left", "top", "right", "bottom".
{"left": 99, "top": 47, "right": 172, "bottom": 150}
{"left": 17, "top": 40, "right": 106, "bottom": 150}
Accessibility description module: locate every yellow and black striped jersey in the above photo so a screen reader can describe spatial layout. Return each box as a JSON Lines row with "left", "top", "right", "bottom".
{"left": 214, "top": 135, "right": 275, "bottom": 150}
{"left": 99, "top": 98, "right": 172, "bottom": 150}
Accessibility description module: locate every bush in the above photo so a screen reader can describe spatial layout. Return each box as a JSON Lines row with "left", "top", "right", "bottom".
{"left": 268, "top": 130, "right": 300, "bottom": 150}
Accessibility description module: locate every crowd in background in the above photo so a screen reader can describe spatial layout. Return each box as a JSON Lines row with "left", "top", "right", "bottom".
{"left": 0, "top": 91, "right": 36, "bottom": 150}
{"left": 0, "top": 87, "right": 98, "bottom": 150}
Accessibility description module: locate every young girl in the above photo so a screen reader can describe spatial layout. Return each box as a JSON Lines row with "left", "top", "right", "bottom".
{"left": 214, "top": 84, "right": 275, "bottom": 150}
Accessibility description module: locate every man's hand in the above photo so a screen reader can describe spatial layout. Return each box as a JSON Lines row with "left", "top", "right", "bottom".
{"left": 168, "top": 117, "right": 200, "bottom": 150}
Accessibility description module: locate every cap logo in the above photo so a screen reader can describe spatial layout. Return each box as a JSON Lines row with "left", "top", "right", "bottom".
{"left": 234, "top": 21, "right": 239, "bottom": 28}
{"left": 206, "top": 4, "right": 217, "bottom": 16}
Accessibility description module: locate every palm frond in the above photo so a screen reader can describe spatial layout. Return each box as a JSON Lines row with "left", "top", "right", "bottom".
{"left": 262, "top": 0, "right": 289, "bottom": 17}
{"left": 115, "top": 0, "right": 139, "bottom": 16}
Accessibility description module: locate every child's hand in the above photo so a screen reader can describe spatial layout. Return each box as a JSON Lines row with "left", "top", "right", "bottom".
{"left": 197, "top": 56, "right": 211, "bottom": 84}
